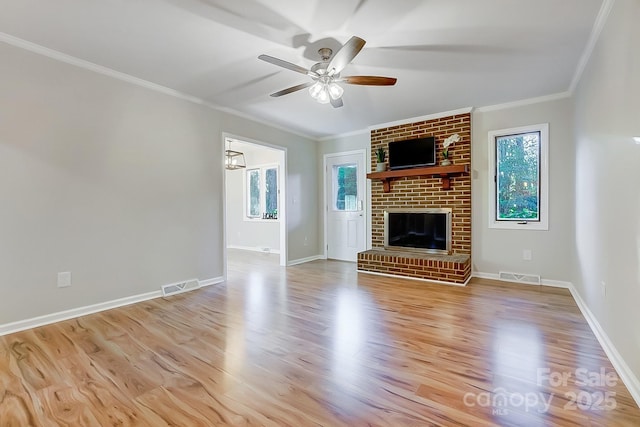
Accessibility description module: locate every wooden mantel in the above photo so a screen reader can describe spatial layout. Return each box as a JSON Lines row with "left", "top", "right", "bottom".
{"left": 367, "top": 164, "right": 469, "bottom": 192}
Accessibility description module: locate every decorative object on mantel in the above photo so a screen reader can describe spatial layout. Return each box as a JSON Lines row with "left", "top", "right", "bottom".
{"left": 225, "top": 140, "right": 246, "bottom": 170}
{"left": 441, "top": 133, "right": 461, "bottom": 166}
{"left": 375, "top": 147, "right": 387, "bottom": 172}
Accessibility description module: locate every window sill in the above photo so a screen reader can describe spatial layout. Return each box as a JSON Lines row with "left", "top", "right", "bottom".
{"left": 244, "top": 218, "right": 280, "bottom": 223}
{"left": 489, "top": 220, "right": 548, "bottom": 231}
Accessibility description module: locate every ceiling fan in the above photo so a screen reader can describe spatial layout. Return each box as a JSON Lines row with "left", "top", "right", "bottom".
{"left": 258, "top": 36, "right": 397, "bottom": 108}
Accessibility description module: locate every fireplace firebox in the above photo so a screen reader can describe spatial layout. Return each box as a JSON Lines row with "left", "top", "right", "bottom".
{"left": 384, "top": 208, "right": 452, "bottom": 255}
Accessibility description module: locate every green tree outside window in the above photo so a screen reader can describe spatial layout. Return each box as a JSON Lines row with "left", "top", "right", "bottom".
{"left": 495, "top": 132, "right": 540, "bottom": 221}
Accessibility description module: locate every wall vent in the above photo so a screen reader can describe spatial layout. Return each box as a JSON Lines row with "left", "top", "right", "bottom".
{"left": 161, "top": 279, "right": 200, "bottom": 297}
{"left": 498, "top": 271, "right": 541, "bottom": 285}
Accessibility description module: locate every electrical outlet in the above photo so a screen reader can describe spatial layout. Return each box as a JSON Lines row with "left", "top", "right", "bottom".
{"left": 601, "top": 281, "right": 607, "bottom": 297}
{"left": 523, "top": 249, "right": 532, "bottom": 261}
{"left": 57, "top": 272, "right": 72, "bottom": 288}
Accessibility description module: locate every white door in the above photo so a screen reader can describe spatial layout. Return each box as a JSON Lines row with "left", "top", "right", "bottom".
{"left": 325, "top": 152, "right": 366, "bottom": 262}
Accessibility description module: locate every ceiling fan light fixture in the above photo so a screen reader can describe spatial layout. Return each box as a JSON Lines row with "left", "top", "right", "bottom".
{"left": 316, "top": 87, "right": 331, "bottom": 104}
{"left": 328, "top": 82, "right": 344, "bottom": 100}
{"left": 259, "top": 35, "right": 396, "bottom": 108}
{"left": 309, "top": 81, "right": 323, "bottom": 99}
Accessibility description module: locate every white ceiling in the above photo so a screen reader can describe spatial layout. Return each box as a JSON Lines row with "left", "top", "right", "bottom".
{"left": 0, "top": 0, "right": 604, "bottom": 139}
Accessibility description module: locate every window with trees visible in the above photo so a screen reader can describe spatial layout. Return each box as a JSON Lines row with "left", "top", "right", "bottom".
{"left": 265, "top": 168, "right": 278, "bottom": 215}
{"left": 246, "top": 165, "right": 278, "bottom": 220}
{"left": 488, "top": 124, "right": 548, "bottom": 230}
{"left": 333, "top": 164, "right": 358, "bottom": 211}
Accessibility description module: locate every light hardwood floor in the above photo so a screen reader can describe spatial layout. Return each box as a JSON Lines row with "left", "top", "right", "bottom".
{"left": 1, "top": 249, "right": 639, "bottom": 426}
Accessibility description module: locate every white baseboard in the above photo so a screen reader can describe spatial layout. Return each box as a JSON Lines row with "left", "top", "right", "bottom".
{"left": 199, "top": 276, "right": 225, "bottom": 288}
{"left": 539, "top": 278, "right": 572, "bottom": 289}
{"left": 287, "top": 255, "right": 324, "bottom": 266}
{"left": 473, "top": 271, "right": 640, "bottom": 407}
{"left": 227, "top": 245, "right": 280, "bottom": 254}
{"left": 472, "top": 271, "right": 500, "bottom": 281}
{"left": 358, "top": 269, "right": 470, "bottom": 287}
{"left": 0, "top": 290, "right": 161, "bottom": 336}
{"left": 472, "top": 271, "right": 572, "bottom": 288}
{"left": 567, "top": 284, "right": 640, "bottom": 408}
{"left": 0, "top": 276, "right": 225, "bottom": 337}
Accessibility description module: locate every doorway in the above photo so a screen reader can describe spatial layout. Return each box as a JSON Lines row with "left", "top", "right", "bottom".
{"left": 324, "top": 150, "right": 367, "bottom": 262}
{"left": 223, "top": 134, "right": 287, "bottom": 273}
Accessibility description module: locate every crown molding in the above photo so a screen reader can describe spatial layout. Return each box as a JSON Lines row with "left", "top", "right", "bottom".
{"left": 569, "top": 0, "right": 615, "bottom": 93}
{"left": 317, "top": 128, "right": 369, "bottom": 142}
{"left": 214, "top": 105, "right": 316, "bottom": 141}
{"left": 367, "top": 107, "right": 474, "bottom": 132}
{"left": 475, "top": 92, "right": 572, "bottom": 113}
{"left": 0, "top": 32, "right": 316, "bottom": 141}
{"left": 0, "top": 32, "right": 208, "bottom": 105}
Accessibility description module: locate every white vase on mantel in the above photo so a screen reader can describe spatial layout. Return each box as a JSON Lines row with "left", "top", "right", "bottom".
{"left": 376, "top": 162, "right": 386, "bottom": 172}
{"left": 441, "top": 158, "right": 451, "bottom": 166}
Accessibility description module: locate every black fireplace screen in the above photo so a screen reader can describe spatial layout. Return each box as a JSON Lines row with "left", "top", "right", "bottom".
{"left": 384, "top": 210, "right": 451, "bottom": 254}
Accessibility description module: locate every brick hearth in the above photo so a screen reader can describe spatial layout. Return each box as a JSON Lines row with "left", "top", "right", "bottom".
{"left": 358, "top": 249, "right": 471, "bottom": 284}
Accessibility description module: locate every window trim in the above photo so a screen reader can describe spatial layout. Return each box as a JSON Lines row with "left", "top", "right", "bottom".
{"left": 488, "top": 123, "right": 549, "bottom": 231}
{"left": 243, "top": 163, "right": 280, "bottom": 222}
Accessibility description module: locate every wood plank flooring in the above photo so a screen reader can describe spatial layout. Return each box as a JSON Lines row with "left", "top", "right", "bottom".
{"left": 1, "top": 249, "right": 639, "bottom": 426}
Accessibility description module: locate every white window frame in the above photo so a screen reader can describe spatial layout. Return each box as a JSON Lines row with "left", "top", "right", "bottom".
{"left": 488, "top": 123, "right": 549, "bottom": 231}
{"left": 244, "top": 163, "right": 279, "bottom": 222}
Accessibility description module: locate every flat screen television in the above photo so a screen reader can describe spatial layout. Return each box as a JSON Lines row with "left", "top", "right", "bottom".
{"left": 388, "top": 137, "right": 436, "bottom": 170}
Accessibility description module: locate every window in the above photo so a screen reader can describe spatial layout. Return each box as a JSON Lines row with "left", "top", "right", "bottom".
{"left": 333, "top": 164, "right": 358, "bottom": 211}
{"left": 247, "top": 169, "right": 261, "bottom": 218}
{"left": 265, "top": 167, "right": 278, "bottom": 215}
{"left": 245, "top": 165, "right": 278, "bottom": 220}
{"left": 488, "top": 123, "right": 548, "bottom": 230}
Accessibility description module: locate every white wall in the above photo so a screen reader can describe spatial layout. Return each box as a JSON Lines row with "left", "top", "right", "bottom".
{"left": 472, "top": 98, "right": 575, "bottom": 281}
{"left": 572, "top": 0, "right": 640, "bottom": 384}
{"left": 225, "top": 147, "right": 281, "bottom": 252}
{"left": 0, "top": 41, "right": 318, "bottom": 325}
{"left": 317, "top": 131, "right": 370, "bottom": 156}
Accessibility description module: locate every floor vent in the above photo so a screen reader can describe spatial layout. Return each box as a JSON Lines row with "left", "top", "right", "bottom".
{"left": 161, "top": 279, "right": 200, "bottom": 297}
{"left": 498, "top": 271, "right": 541, "bottom": 285}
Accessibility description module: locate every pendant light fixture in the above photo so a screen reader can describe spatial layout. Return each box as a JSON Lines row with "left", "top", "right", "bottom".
{"left": 225, "top": 140, "right": 246, "bottom": 170}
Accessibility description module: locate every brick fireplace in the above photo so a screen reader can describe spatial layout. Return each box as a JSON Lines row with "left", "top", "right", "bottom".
{"left": 357, "top": 112, "right": 472, "bottom": 284}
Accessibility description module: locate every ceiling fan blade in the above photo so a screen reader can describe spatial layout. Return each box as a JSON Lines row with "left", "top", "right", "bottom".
{"left": 331, "top": 97, "right": 344, "bottom": 108}
{"left": 340, "top": 76, "right": 397, "bottom": 86}
{"left": 327, "top": 36, "right": 366, "bottom": 75}
{"left": 258, "top": 54, "right": 317, "bottom": 77}
{"left": 270, "top": 82, "right": 313, "bottom": 97}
